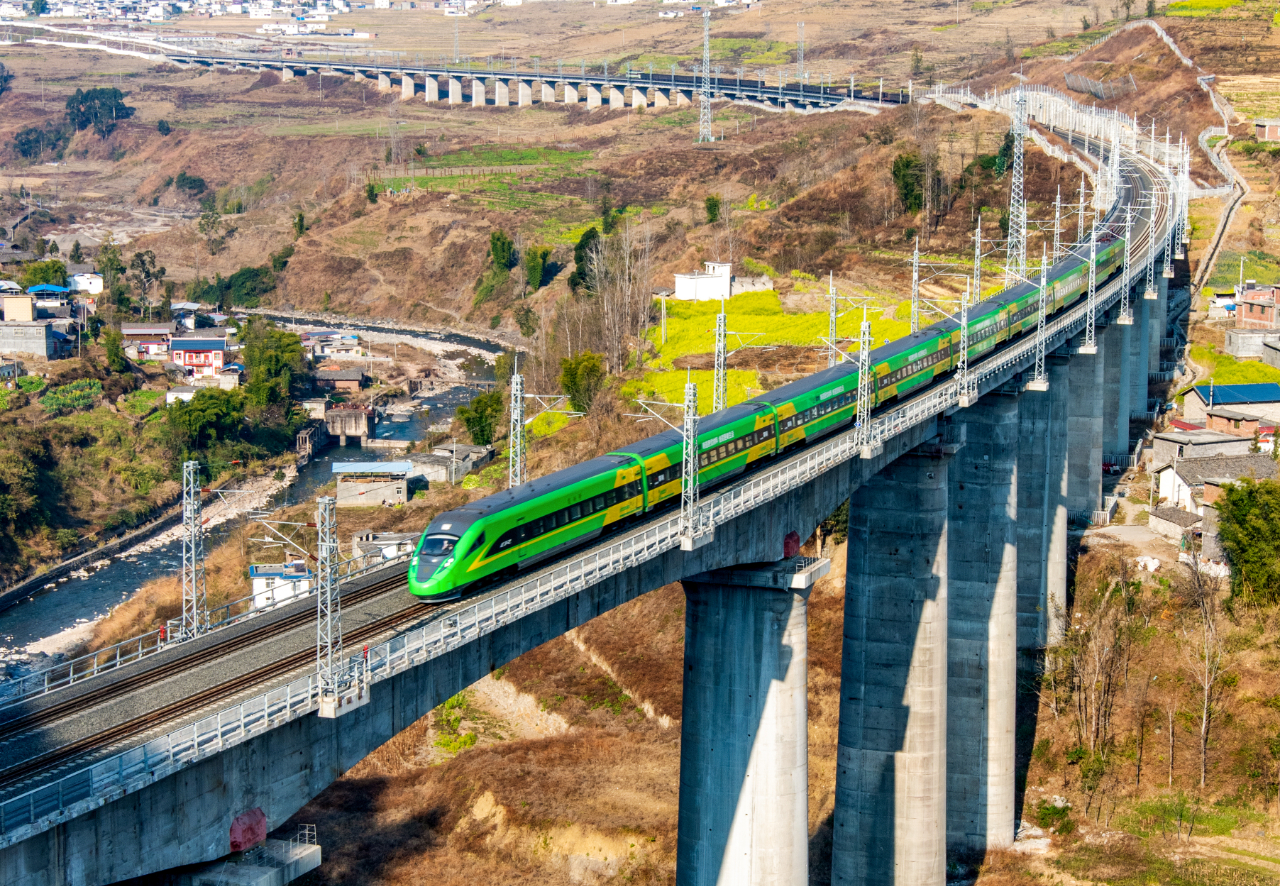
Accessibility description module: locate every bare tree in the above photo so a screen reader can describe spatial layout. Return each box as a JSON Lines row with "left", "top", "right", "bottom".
{"left": 1177, "top": 554, "right": 1231, "bottom": 789}
{"left": 1057, "top": 546, "right": 1141, "bottom": 753}
{"left": 586, "top": 218, "right": 655, "bottom": 374}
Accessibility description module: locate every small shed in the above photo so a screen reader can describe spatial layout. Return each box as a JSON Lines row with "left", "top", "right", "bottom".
{"left": 1148, "top": 507, "right": 1202, "bottom": 545}
{"left": 352, "top": 530, "right": 419, "bottom": 559}
{"left": 249, "top": 562, "right": 313, "bottom": 609}
{"left": 316, "top": 368, "right": 366, "bottom": 392}
{"left": 333, "top": 461, "right": 411, "bottom": 507}
{"left": 166, "top": 386, "right": 198, "bottom": 404}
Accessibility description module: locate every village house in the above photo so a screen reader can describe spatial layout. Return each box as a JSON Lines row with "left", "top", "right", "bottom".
{"left": 121, "top": 322, "right": 177, "bottom": 359}
{"left": 1154, "top": 453, "right": 1280, "bottom": 513}
{"left": 170, "top": 335, "right": 227, "bottom": 377}
{"left": 1184, "top": 382, "right": 1280, "bottom": 425}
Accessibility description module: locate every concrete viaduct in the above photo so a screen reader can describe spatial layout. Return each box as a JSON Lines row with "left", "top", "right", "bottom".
{"left": 180, "top": 52, "right": 906, "bottom": 113}
{"left": 0, "top": 88, "right": 1188, "bottom": 885}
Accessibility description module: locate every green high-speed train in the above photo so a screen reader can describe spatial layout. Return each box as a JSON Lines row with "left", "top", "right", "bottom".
{"left": 408, "top": 232, "right": 1125, "bottom": 599}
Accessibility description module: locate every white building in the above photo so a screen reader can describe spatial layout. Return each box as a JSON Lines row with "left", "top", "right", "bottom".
{"left": 674, "top": 261, "right": 733, "bottom": 301}
{"left": 70, "top": 273, "right": 103, "bottom": 295}
{"left": 249, "top": 562, "right": 313, "bottom": 608}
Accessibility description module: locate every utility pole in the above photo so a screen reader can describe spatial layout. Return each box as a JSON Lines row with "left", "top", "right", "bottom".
{"left": 698, "top": 6, "right": 713, "bottom": 143}
{"left": 453, "top": 16, "right": 459, "bottom": 63}
{"left": 316, "top": 495, "right": 355, "bottom": 719}
{"left": 180, "top": 460, "right": 207, "bottom": 640}
{"left": 1004, "top": 86, "right": 1027, "bottom": 288}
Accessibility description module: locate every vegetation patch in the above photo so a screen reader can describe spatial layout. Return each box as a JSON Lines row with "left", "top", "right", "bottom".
{"left": 1188, "top": 344, "right": 1280, "bottom": 386}
{"left": 1207, "top": 249, "right": 1280, "bottom": 290}
{"left": 624, "top": 368, "right": 760, "bottom": 416}
{"left": 1166, "top": 0, "right": 1246, "bottom": 16}
{"left": 647, "top": 290, "right": 908, "bottom": 370}
{"left": 40, "top": 378, "right": 102, "bottom": 413}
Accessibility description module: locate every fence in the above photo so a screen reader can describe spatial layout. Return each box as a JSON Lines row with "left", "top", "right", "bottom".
{"left": 0, "top": 550, "right": 409, "bottom": 712}
{"left": 1065, "top": 72, "right": 1137, "bottom": 101}
{"left": 0, "top": 106, "right": 1179, "bottom": 848}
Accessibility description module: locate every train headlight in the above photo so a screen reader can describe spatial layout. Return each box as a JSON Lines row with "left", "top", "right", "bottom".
{"left": 411, "top": 556, "right": 419, "bottom": 566}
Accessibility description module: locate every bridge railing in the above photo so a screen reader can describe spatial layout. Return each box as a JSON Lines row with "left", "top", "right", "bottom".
{"left": 0, "top": 131, "right": 1177, "bottom": 850}
{"left": 0, "top": 551, "right": 409, "bottom": 712}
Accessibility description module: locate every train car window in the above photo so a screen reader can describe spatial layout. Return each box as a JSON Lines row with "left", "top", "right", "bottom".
{"left": 569, "top": 503, "right": 582, "bottom": 521}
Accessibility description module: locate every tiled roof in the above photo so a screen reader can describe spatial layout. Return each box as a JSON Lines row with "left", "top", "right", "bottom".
{"left": 1164, "top": 454, "right": 1280, "bottom": 486}
{"left": 1151, "top": 507, "right": 1203, "bottom": 528}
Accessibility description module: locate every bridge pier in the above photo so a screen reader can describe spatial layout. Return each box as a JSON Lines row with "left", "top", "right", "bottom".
{"left": 608, "top": 84, "right": 625, "bottom": 109}
{"left": 563, "top": 82, "right": 579, "bottom": 105}
{"left": 675, "top": 558, "right": 824, "bottom": 886}
{"left": 1106, "top": 318, "right": 1132, "bottom": 459}
{"left": 1149, "top": 273, "right": 1169, "bottom": 377}
{"left": 424, "top": 76, "right": 440, "bottom": 102}
{"left": 652, "top": 88, "right": 671, "bottom": 108}
{"left": 832, "top": 444, "right": 952, "bottom": 886}
{"left": 448, "top": 76, "right": 462, "bottom": 104}
{"left": 541, "top": 81, "right": 556, "bottom": 103}
{"left": 675, "top": 89, "right": 694, "bottom": 107}
{"left": 472, "top": 78, "right": 486, "bottom": 107}
{"left": 946, "top": 397, "right": 1017, "bottom": 857}
{"left": 630, "top": 86, "right": 647, "bottom": 110}
{"left": 1066, "top": 337, "right": 1104, "bottom": 519}
{"left": 517, "top": 80, "right": 533, "bottom": 106}
{"left": 1132, "top": 294, "right": 1150, "bottom": 415}
{"left": 585, "top": 83, "right": 602, "bottom": 109}
{"left": 281, "top": 67, "right": 295, "bottom": 82}
{"left": 377, "top": 72, "right": 392, "bottom": 92}
{"left": 401, "top": 74, "right": 414, "bottom": 101}
{"left": 492, "top": 78, "right": 509, "bottom": 107}
{"left": 1016, "top": 358, "right": 1070, "bottom": 669}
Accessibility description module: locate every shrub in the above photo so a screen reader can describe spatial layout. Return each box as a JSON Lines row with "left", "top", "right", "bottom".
{"left": 175, "top": 171, "right": 206, "bottom": 194}
{"left": 157, "top": 119, "right": 171, "bottom": 136}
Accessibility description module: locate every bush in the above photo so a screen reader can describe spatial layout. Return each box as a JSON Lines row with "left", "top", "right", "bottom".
{"left": 365, "top": 181, "right": 378, "bottom": 203}
{"left": 157, "top": 119, "right": 171, "bottom": 136}
{"left": 705, "top": 194, "right": 721, "bottom": 224}
{"left": 455, "top": 389, "right": 504, "bottom": 446}
{"left": 175, "top": 171, "right": 206, "bottom": 194}
{"left": 560, "top": 352, "right": 605, "bottom": 413}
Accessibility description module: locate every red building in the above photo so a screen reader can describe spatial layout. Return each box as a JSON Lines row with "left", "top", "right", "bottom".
{"left": 1235, "top": 280, "right": 1280, "bottom": 329}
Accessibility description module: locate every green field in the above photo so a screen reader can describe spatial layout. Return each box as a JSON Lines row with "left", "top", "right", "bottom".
{"left": 417, "top": 146, "right": 592, "bottom": 169}
{"left": 647, "top": 289, "right": 910, "bottom": 372}
{"left": 622, "top": 368, "right": 762, "bottom": 416}
{"left": 1206, "top": 249, "right": 1280, "bottom": 290}
{"left": 1189, "top": 344, "right": 1280, "bottom": 386}
{"left": 1166, "top": 0, "right": 1246, "bottom": 15}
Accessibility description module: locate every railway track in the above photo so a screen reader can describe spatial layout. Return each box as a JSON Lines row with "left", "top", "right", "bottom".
{"left": 0, "top": 594, "right": 435, "bottom": 794}
{"left": 0, "top": 571, "right": 407, "bottom": 747}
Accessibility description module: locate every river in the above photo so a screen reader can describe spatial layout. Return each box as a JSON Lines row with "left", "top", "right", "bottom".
{"left": 0, "top": 379, "right": 495, "bottom": 680}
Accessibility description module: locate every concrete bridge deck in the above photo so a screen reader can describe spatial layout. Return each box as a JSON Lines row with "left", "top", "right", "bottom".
{"left": 0, "top": 90, "right": 1188, "bottom": 885}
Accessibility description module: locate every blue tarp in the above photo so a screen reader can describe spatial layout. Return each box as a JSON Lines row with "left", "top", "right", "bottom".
{"left": 26, "top": 284, "right": 69, "bottom": 293}
{"left": 1191, "top": 383, "right": 1280, "bottom": 405}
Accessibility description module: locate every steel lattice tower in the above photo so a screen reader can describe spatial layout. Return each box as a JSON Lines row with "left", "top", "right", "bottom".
{"left": 1119, "top": 207, "right": 1134, "bottom": 324}
{"left": 698, "top": 7, "right": 713, "bottom": 143}
{"left": 910, "top": 236, "right": 921, "bottom": 334}
{"left": 316, "top": 495, "right": 343, "bottom": 702}
{"left": 854, "top": 313, "right": 874, "bottom": 448}
{"left": 1082, "top": 224, "right": 1099, "bottom": 353}
{"left": 713, "top": 310, "right": 727, "bottom": 412}
{"left": 828, "top": 272, "right": 838, "bottom": 368}
{"left": 797, "top": 22, "right": 804, "bottom": 80}
{"left": 1027, "top": 245, "right": 1049, "bottom": 391}
{"left": 1052, "top": 186, "right": 1062, "bottom": 261}
{"left": 180, "top": 460, "right": 207, "bottom": 639}
{"left": 680, "top": 381, "right": 701, "bottom": 542}
{"left": 508, "top": 371, "right": 525, "bottom": 488}
{"left": 1077, "top": 173, "right": 1087, "bottom": 244}
{"left": 1004, "top": 87, "right": 1028, "bottom": 288}
{"left": 958, "top": 277, "right": 975, "bottom": 406}
{"left": 972, "top": 217, "right": 981, "bottom": 307}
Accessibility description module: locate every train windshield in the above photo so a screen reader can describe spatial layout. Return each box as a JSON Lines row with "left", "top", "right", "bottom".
{"left": 420, "top": 535, "right": 458, "bottom": 556}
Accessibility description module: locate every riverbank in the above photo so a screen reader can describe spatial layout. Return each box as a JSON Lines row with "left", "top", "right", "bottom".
{"left": 242, "top": 307, "right": 516, "bottom": 355}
